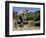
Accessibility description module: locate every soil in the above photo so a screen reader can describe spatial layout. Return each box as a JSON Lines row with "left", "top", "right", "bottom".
{"left": 13, "top": 19, "right": 40, "bottom": 31}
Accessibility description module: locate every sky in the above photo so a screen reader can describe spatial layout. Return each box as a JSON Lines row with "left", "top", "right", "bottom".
{"left": 13, "top": 7, "right": 40, "bottom": 13}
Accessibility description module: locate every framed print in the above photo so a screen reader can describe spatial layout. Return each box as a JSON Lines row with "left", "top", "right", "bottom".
{"left": 5, "top": 1, "right": 45, "bottom": 37}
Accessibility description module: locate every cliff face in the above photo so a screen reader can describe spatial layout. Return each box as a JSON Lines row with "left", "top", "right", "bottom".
{"left": 18, "top": 9, "right": 26, "bottom": 15}
{"left": 17, "top": 9, "right": 27, "bottom": 20}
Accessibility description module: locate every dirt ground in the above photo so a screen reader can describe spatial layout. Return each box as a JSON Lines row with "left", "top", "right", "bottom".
{"left": 13, "top": 19, "right": 40, "bottom": 31}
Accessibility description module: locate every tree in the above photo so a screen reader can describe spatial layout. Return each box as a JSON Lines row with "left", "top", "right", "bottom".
{"left": 13, "top": 11, "right": 18, "bottom": 19}
{"left": 34, "top": 10, "right": 40, "bottom": 21}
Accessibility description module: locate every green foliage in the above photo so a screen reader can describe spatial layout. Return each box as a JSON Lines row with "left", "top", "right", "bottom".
{"left": 26, "top": 10, "right": 40, "bottom": 21}
{"left": 13, "top": 11, "right": 18, "bottom": 19}
{"left": 26, "top": 12, "right": 33, "bottom": 20}
{"left": 34, "top": 10, "right": 40, "bottom": 21}
{"left": 13, "top": 9, "right": 40, "bottom": 22}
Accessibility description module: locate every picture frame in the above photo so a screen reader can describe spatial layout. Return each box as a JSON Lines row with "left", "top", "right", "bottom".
{"left": 5, "top": 1, "right": 45, "bottom": 37}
